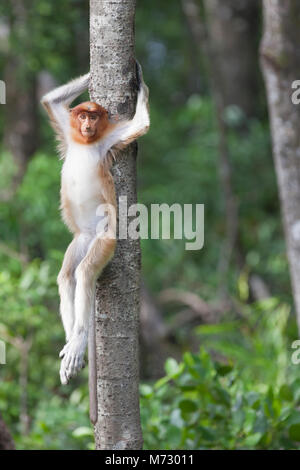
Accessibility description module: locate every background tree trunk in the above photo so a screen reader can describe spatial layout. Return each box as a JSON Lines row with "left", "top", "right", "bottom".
{"left": 0, "top": 414, "right": 15, "bottom": 450}
{"left": 2, "top": 0, "right": 39, "bottom": 201}
{"left": 203, "top": 0, "right": 260, "bottom": 118}
{"left": 182, "top": 0, "right": 239, "bottom": 295}
{"left": 90, "top": 0, "right": 143, "bottom": 450}
{"left": 260, "top": 0, "right": 300, "bottom": 332}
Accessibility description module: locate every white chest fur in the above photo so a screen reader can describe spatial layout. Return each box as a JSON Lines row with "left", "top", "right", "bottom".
{"left": 62, "top": 142, "right": 106, "bottom": 232}
{"left": 63, "top": 143, "right": 101, "bottom": 193}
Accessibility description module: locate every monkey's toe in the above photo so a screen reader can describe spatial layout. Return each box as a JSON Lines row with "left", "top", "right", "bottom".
{"left": 65, "top": 354, "right": 85, "bottom": 382}
{"left": 60, "top": 361, "right": 69, "bottom": 385}
{"left": 59, "top": 342, "right": 69, "bottom": 359}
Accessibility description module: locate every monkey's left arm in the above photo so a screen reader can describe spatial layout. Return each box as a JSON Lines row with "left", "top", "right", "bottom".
{"left": 108, "top": 62, "right": 150, "bottom": 150}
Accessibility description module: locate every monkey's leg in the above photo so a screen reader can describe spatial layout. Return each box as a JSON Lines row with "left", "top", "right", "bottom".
{"left": 59, "top": 235, "right": 116, "bottom": 384}
{"left": 57, "top": 234, "right": 93, "bottom": 342}
{"left": 57, "top": 239, "right": 79, "bottom": 342}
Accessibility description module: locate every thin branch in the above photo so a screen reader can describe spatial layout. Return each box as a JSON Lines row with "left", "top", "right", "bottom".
{"left": 158, "top": 288, "right": 227, "bottom": 323}
{"left": 0, "top": 241, "right": 29, "bottom": 266}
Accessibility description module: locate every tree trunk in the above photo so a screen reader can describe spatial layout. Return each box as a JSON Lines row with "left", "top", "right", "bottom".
{"left": 260, "top": 0, "right": 300, "bottom": 332}
{"left": 0, "top": 414, "right": 15, "bottom": 450}
{"left": 182, "top": 0, "right": 239, "bottom": 293}
{"left": 2, "top": 0, "right": 39, "bottom": 201}
{"left": 4, "top": 63, "right": 38, "bottom": 198}
{"left": 90, "top": 0, "right": 143, "bottom": 450}
{"left": 203, "top": 0, "right": 260, "bottom": 118}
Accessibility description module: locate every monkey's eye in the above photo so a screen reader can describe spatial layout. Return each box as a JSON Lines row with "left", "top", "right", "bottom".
{"left": 79, "top": 113, "right": 86, "bottom": 120}
{"left": 90, "top": 114, "right": 97, "bottom": 121}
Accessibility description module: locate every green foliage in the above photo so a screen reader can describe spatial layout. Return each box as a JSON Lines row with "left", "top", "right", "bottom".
{"left": 0, "top": 252, "right": 93, "bottom": 449}
{"left": 141, "top": 306, "right": 300, "bottom": 450}
{"left": 196, "top": 298, "right": 291, "bottom": 385}
{"left": 14, "top": 393, "right": 93, "bottom": 450}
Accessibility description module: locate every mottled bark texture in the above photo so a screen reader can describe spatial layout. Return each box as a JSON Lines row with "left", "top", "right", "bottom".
{"left": 204, "top": 0, "right": 260, "bottom": 118}
{"left": 260, "top": 0, "right": 300, "bottom": 332}
{"left": 89, "top": 0, "right": 143, "bottom": 450}
{"left": 0, "top": 414, "right": 15, "bottom": 450}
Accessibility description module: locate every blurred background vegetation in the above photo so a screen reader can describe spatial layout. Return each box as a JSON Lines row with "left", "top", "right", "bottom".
{"left": 0, "top": 0, "right": 300, "bottom": 450}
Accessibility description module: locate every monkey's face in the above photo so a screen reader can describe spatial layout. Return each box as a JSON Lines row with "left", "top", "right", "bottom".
{"left": 78, "top": 112, "right": 100, "bottom": 138}
{"left": 70, "top": 102, "right": 109, "bottom": 144}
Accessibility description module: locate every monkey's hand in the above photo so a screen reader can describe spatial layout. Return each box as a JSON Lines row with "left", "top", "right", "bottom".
{"left": 59, "top": 329, "right": 87, "bottom": 385}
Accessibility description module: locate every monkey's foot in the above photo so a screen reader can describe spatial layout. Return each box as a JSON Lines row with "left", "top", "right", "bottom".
{"left": 59, "top": 331, "right": 87, "bottom": 385}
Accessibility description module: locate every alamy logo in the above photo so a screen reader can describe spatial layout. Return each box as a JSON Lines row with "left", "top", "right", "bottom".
{"left": 0, "top": 80, "right": 5, "bottom": 104}
{"left": 95, "top": 197, "right": 205, "bottom": 251}
{"left": 0, "top": 340, "right": 6, "bottom": 364}
{"left": 291, "top": 339, "right": 300, "bottom": 364}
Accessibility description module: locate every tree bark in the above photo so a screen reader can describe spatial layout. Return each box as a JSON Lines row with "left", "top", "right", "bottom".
{"left": 260, "top": 0, "right": 300, "bottom": 332}
{"left": 0, "top": 414, "right": 15, "bottom": 450}
{"left": 203, "top": 0, "right": 260, "bottom": 118}
{"left": 90, "top": 0, "right": 143, "bottom": 450}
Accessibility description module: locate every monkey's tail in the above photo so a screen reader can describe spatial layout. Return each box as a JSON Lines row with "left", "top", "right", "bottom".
{"left": 88, "top": 305, "right": 98, "bottom": 425}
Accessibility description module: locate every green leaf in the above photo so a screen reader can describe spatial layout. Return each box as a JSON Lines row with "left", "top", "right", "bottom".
{"left": 196, "top": 322, "right": 238, "bottom": 335}
{"left": 238, "top": 271, "right": 249, "bottom": 301}
{"left": 164, "top": 358, "right": 184, "bottom": 378}
{"left": 279, "top": 384, "right": 293, "bottom": 402}
{"left": 289, "top": 424, "right": 300, "bottom": 441}
{"left": 72, "top": 427, "right": 94, "bottom": 438}
{"left": 198, "top": 426, "right": 217, "bottom": 441}
{"left": 154, "top": 376, "right": 170, "bottom": 390}
{"left": 245, "top": 391, "right": 260, "bottom": 408}
{"left": 215, "top": 363, "right": 233, "bottom": 376}
{"left": 286, "top": 411, "right": 300, "bottom": 426}
{"left": 179, "top": 399, "right": 198, "bottom": 413}
{"left": 170, "top": 409, "right": 184, "bottom": 429}
{"left": 165, "top": 358, "right": 179, "bottom": 375}
{"left": 243, "top": 432, "right": 263, "bottom": 447}
{"left": 211, "top": 386, "right": 231, "bottom": 405}
{"left": 140, "top": 384, "right": 153, "bottom": 397}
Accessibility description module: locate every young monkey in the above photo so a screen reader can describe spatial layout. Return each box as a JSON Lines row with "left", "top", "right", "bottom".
{"left": 41, "top": 62, "right": 149, "bottom": 399}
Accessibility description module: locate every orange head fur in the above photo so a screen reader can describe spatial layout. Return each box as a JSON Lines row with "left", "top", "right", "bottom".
{"left": 70, "top": 101, "right": 109, "bottom": 144}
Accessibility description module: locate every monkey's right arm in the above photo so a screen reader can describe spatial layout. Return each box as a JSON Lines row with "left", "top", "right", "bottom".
{"left": 41, "top": 73, "right": 90, "bottom": 136}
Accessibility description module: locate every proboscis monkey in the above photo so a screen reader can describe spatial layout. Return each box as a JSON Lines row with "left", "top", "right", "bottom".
{"left": 41, "top": 61, "right": 149, "bottom": 423}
